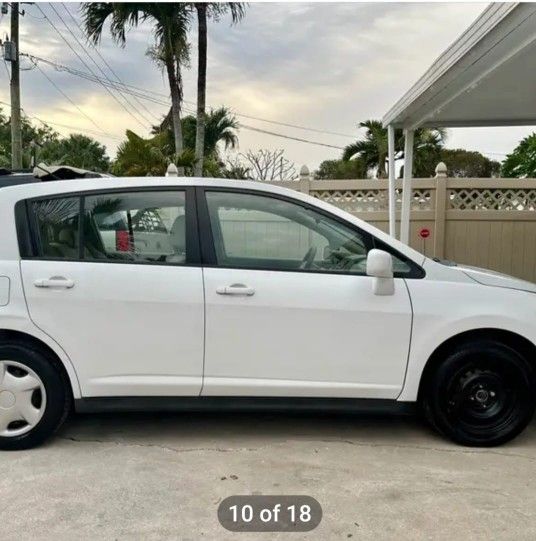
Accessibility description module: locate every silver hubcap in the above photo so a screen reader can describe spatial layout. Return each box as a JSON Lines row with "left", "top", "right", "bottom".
{"left": 0, "top": 361, "right": 46, "bottom": 437}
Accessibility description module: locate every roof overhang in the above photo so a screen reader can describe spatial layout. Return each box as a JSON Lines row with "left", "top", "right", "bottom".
{"left": 382, "top": 2, "right": 536, "bottom": 129}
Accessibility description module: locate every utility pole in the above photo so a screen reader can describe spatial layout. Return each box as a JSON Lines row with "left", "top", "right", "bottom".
{"left": 10, "top": 2, "right": 22, "bottom": 170}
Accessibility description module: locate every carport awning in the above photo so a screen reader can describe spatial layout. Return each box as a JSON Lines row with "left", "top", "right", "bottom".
{"left": 382, "top": 2, "right": 536, "bottom": 245}
{"left": 382, "top": 2, "right": 536, "bottom": 129}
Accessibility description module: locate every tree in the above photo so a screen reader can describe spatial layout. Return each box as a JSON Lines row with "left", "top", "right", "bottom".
{"left": 438, "top": 148, "right": 500, "bottom": 178}
{"left": 0, "top": 107, "right": 108, "bottom": 172}
{"left": 155, "top": 106, "right": 239, "bottom": 161}
{"left": 193, "top": 3, "right": 245, "bottom": 176}
{"left": 240, "top": 149, "right": 296, "bottom": 181}
{"left": 82, "top": 3, "right": 190, "bottom": 174}
{"left": 0, "top": 107, "right": 57, "bottom": 168}
{"left": 501, "top": 134, "right": 536, "bottom": 178}
{"left": 342, "top": 120, "right": 446, "bottom": 178}
{"left": 183, "top": 107, "right": 239, "bottom": 159}
{"left": 112, "top": 130, "right": 172, "bottom": 176}
{"left": 39, "top": 134, "right": 110, "bottom": 172}
{"left": 343, "top": 120, "right": 390, "bottom": 178}
{"left": 219, "top": 157, "right": 251, "bottom": 179}
{"left": 113, "top": 107, "right": 239, "bottom": 177}
{"left": 315, "top": 158, "right": 368, "bottom": 179}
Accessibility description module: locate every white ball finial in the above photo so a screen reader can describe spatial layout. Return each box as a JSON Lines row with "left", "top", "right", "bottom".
{"left": 166, "top": 163, "right": 178, "bottom": 177}
{"left": 300, "top": 164, "right": 310, "bottom": 178}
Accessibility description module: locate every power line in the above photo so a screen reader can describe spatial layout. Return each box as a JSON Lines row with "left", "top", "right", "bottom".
{"left": 22, "top": 47, "right": 354, "bottom": 140}
{"left": 32, "top": 60, "right": 114, "bottom": 139}
{"left": 36, "top": 59, "right": 345, "bottom": 150}
{"left": 28, "top": 53, "right": 171, "bottom": 103}
{"left": 46, "top": 2, "right": 152, "bottom": 128}
{"left": 23, "top": 54, "right": 166, "bottom": 105}
{"left": 237, "top": 123, "right": 344, "bottom": 150}
{"left": 25, "top": 54, "right": 347, "bottom": 149}
{"left": 179, "top": 103, "right": 344, "bottom": 150}
{"left": 192, "top": 108, "right": 356, "bottom": 139}
{"left": 180, "top": 97, "right": 355, "bottom": 139}
{"left": 35, "top": 3, "right": 150, "bottom": 132}
{"left": 0, "top": 99, "right": 122, "bottom": 141}
{"left": 60, "top": 2, "right": 161, "bottom": 124}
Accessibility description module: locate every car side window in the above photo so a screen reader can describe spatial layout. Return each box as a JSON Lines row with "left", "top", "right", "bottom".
{"left": 83, "top": 191, "right": 187, "bottom": 264}
{"left": 32, "top": 197, "right": 80, "bottom": 259}
{"left": 205, "top": 191, "right": 374, "bottom": 274}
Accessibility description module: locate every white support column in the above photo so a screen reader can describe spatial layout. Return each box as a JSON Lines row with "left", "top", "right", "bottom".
{"left": 400, "top": 129, "right": 414, "bottom": 245}
{"left": 387, "top": 125, "right": 396, "bottom": 238}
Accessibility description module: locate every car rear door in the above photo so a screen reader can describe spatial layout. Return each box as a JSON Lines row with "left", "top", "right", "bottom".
{"left": 19, "top": 187, "right": 205, "bottom": 397}
{"left": 198, "top": 188, "right": 415, "bottom": 399}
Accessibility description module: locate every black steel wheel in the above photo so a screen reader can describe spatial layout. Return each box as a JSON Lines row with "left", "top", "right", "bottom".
{"left": 422, "top": 339, "right": 535, "bottom": 446}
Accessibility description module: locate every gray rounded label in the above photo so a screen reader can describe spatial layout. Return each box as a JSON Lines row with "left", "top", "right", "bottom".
{"left": 218, "top": 495, "right": 322, "bottom": 532}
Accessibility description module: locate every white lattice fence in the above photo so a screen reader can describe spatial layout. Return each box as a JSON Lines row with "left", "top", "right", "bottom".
{"left": 448, "top": 188, "right": 536, "bottom": 211}
{"left": 310, "top": 188, "right": 434, "bottom": 212}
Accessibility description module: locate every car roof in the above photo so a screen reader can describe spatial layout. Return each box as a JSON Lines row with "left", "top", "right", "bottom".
{"left": 0, "top": 174, "right": 38, "bottom": 188}
{"left": 0, "top": 176, "right": 296, "bottom": 199}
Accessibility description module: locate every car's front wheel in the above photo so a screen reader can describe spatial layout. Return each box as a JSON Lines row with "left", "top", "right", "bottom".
{"left": 0, "top": 342, "right": 71, "bottom": 450}
{"left": 422, "top": 340, "right": 535, "bottom": 446}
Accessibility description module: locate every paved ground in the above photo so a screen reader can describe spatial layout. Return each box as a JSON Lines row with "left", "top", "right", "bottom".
{"left": 2, "top": 411, "right": 535, "bottom": 540}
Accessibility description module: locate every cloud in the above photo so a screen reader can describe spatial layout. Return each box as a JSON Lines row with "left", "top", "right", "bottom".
{"left": 1, "top": 2, "right": 531, "bottom": 170}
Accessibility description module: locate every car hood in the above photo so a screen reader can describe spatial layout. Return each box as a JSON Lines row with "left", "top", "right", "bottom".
{"left": 457, "top": 264, "right": 536, "bottom": 294}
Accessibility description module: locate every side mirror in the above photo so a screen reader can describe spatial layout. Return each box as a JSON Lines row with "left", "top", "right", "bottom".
{"left": 366, "top": 249, "right": 394, "bottom": 295}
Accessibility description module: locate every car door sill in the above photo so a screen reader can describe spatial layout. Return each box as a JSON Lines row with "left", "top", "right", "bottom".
{"left": 75, "top": 396, "right": 416, "bottom": 415}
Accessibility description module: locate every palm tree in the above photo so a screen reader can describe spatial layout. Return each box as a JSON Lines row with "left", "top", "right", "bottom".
{"left": 112, "top": 130, "right": 171, "bottom": 176}
{"left": 116, "top": 108, "right": 239, "bottom": 176}
{"left": 343, "top": 120, "right": 391, "bottom": 178}
{"left": 82, "top": 3, "right": 190, "bottom": 174}
{"left": 193, "top": 3, "right": 246, "bottom": 177}
{"left": 155, "top": 106, "right": 239, "bottom": 161}
{"left": 343, "top": 120, "right": 446, "bottom": 178}
{"left": 186, "top": 106, "right": 239, "bottom": 159}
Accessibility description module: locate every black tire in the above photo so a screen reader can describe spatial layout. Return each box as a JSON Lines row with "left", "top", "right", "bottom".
{"left": 422, "top": 339, "right": 535, "bottom": 447}
{"left": 0, "top": 342, "right": 71, "bottom": 451}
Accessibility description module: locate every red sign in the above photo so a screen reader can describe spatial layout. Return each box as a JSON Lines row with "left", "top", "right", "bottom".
{"left": 419, "top": 228, "right": 431, "bottom": 239}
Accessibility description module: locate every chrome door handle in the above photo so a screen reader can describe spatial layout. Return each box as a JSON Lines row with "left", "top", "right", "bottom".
{"left": 34, "top": 277, "right": 75, "bottom": 289}
{"left": 216, "top": 283, "right": 255, "bottom": 296}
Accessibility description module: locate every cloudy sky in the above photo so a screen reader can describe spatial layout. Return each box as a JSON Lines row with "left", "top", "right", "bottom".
{"left": 1, "top": 2, "right": 534, "bottom": 171}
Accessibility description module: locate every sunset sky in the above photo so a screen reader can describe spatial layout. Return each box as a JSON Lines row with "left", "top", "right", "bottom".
{"left": 1, "top": 2, "right": 534, "bottom": 171}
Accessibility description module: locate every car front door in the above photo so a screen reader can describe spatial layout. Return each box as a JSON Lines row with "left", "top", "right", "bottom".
{"left": 199, "top": 188, "right": 415, "bottom": 399}
{"left": 20, "top": 188, "right": 204, "bottom": 397}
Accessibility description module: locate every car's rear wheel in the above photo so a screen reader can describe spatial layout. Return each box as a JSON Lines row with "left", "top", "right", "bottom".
{"left": 0, "top": 343, "right": 71, "bottom": 450}
{"left": 422, "top": 340, "right": 535, "bottom": 446}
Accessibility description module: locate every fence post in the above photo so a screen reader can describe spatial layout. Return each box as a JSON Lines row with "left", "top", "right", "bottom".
{"left": 166, "top": 163, "right": 178, "bottom": 177}
{"left": 299, "top": 165, "right": 311, "bottom": 195}
{"left": 433, "top": 162, "right": 448, "bottom": 258}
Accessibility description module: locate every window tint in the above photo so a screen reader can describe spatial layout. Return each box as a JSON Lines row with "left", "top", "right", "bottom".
{"left": 32, "top": 197, "right": 80, "bottom": 259}
{"left": 205, "top": 191, "right": 373, "bottom": 274}
{"left": 83, "top": 191, "right": 187, "bottom": 264}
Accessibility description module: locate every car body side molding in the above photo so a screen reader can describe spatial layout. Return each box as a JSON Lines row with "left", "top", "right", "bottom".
{"left": 75, "top": 396, "right": 416, "bottom": 415}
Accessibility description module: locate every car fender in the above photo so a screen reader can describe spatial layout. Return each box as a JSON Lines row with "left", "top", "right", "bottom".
{"left": 399, "top": 279, "right": 536, "bottom": 402}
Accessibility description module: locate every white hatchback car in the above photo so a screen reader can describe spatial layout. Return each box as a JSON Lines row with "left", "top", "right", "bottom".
{"left": 0, "top": 177, "right": 535, "bottom": 450}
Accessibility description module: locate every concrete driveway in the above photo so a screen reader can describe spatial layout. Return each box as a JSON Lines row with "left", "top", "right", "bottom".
{"left": 2, "top": 412, "right": 535, "bottom": 540}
